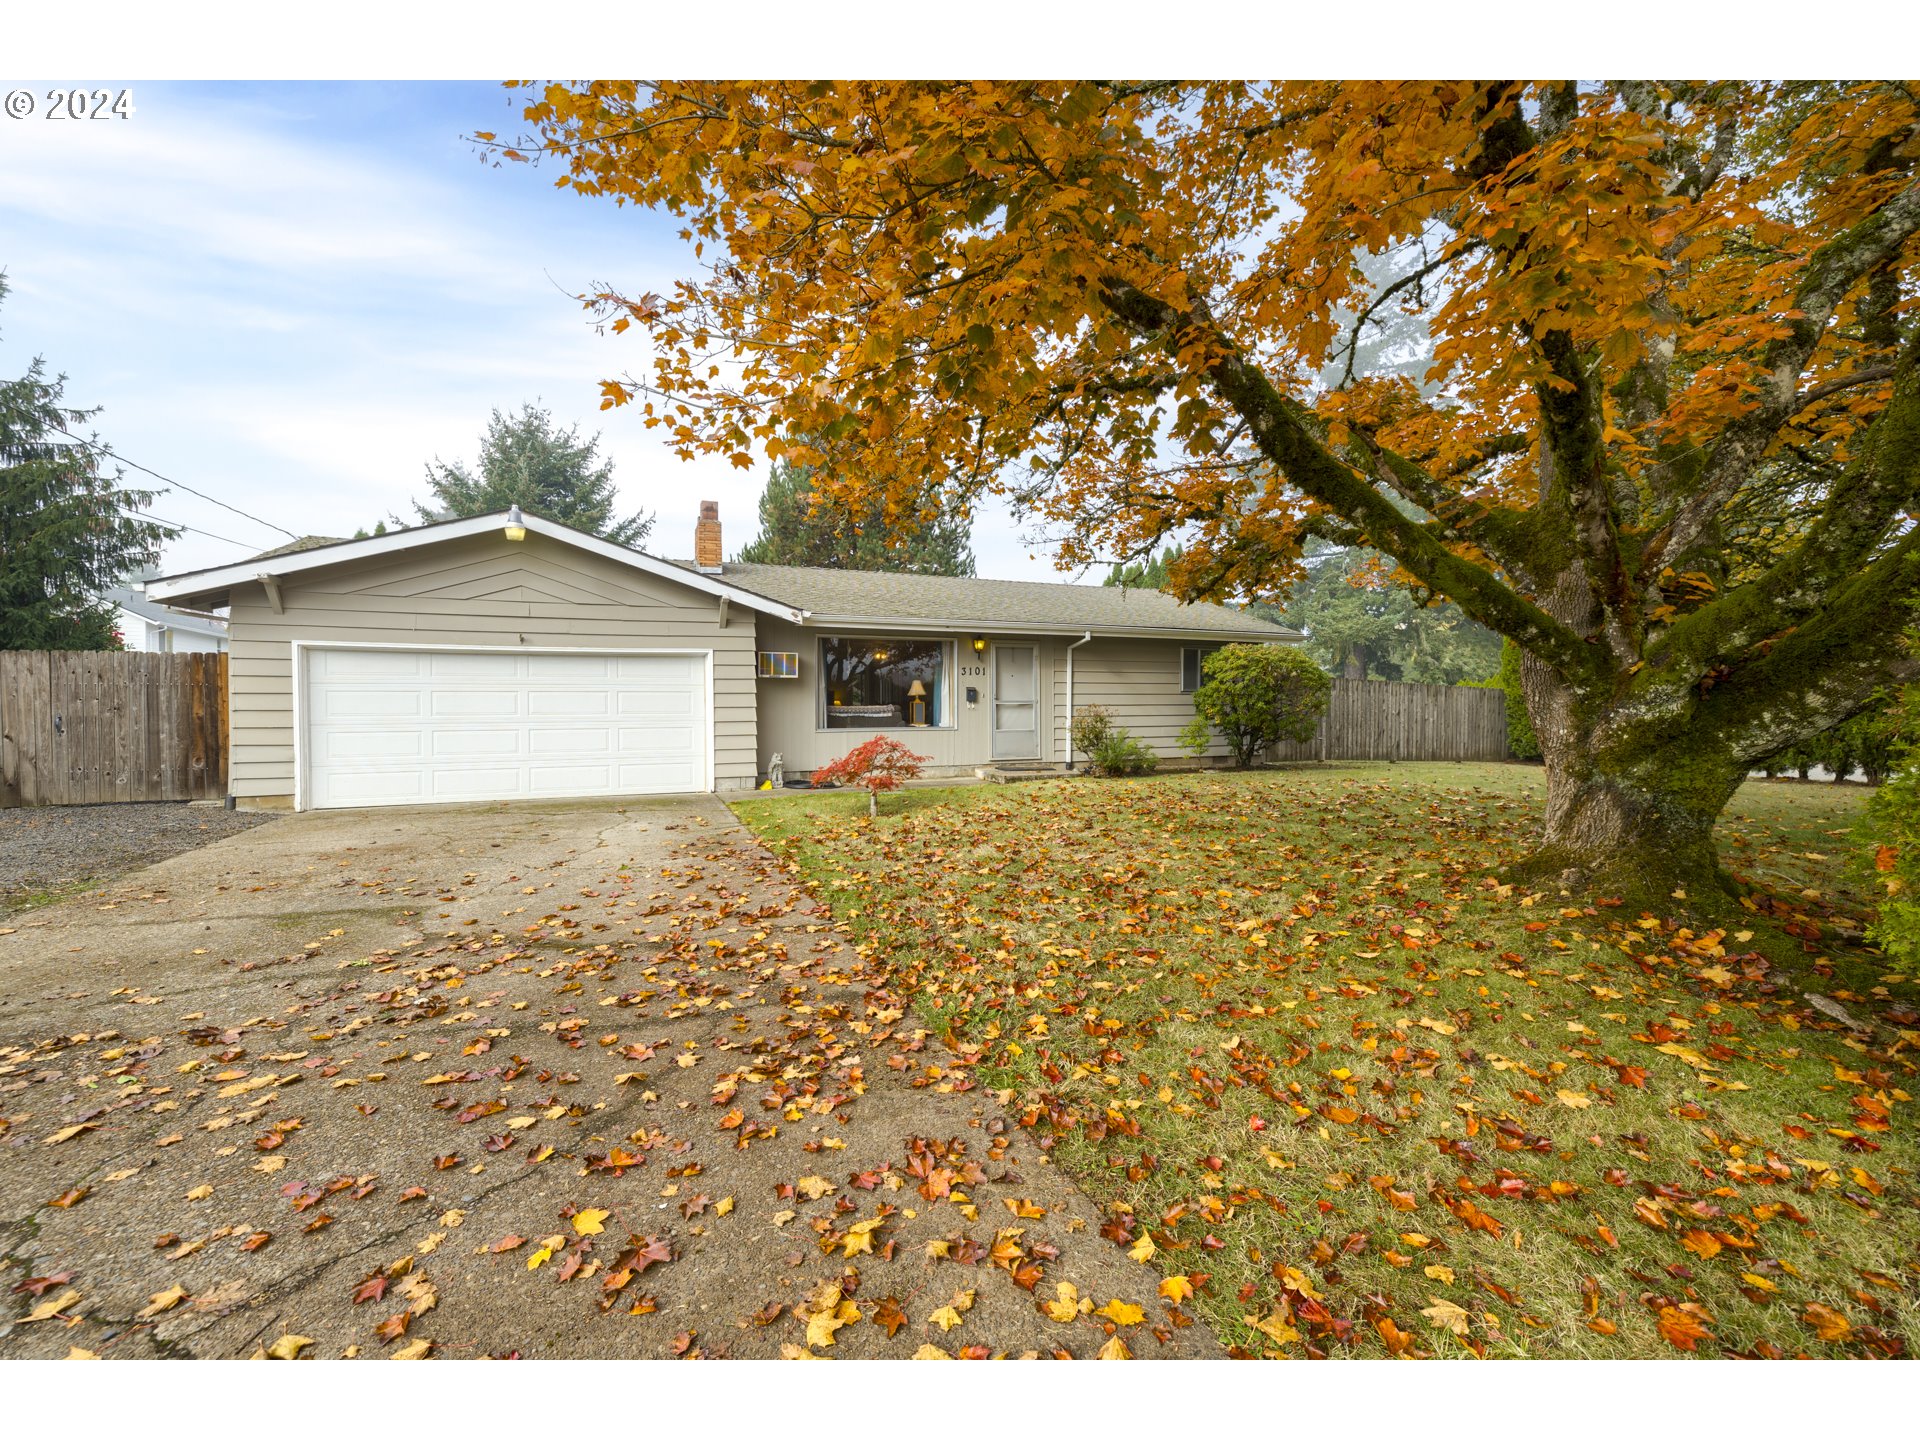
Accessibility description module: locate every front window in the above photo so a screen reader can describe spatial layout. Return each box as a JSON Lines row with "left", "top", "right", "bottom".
{"left": 821, "top": 637, "right": 948, "bottom": 729}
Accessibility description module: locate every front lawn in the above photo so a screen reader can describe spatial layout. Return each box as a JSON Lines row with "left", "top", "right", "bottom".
{"left": 736, "top": 762, "right": 1917, "bottom": 1358}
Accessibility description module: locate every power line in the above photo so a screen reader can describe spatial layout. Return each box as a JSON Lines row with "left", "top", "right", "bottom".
{"left": 52, "top": 426, "right": 302, "bottom": 541}
{"left": 115, "top": 505, "right": 257, "bottom": 552}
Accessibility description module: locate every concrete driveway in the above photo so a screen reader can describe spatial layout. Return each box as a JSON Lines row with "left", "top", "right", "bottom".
{"left": 0, "top": 796, "right": 1209, "bottom": 1359}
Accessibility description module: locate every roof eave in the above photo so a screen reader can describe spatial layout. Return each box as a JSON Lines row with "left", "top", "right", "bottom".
{"left": 795, "top": 613, "right": 1301, "bottom": 643}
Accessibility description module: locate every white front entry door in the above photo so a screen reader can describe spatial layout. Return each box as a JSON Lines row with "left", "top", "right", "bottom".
{"left": 991, "top": 644, "right": 1039, "bottom": 760}
{"left": 302, "top": 647, "right": 708, "bottom": 810}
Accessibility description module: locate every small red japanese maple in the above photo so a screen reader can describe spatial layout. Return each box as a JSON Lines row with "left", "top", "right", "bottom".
{"left": 811, "top": 735, "right": 928, "bottom": 816}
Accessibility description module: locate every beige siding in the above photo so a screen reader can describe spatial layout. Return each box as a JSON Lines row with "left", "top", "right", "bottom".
{"left": 226, "top": 532, "right": 758, "bottom": 801}
{"left": 1051, "top": 638, "right": 1235, "bottom": 764}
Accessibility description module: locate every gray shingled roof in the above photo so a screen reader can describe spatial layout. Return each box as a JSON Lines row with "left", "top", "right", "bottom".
{"left": 104, "top": 585, "right": 228, "bottom": 636}
{"left": 691, "top": 562, "right": 1300, "bottom": 639}
{"left": 250, "top": 535, "right": 348, "bottom": 562}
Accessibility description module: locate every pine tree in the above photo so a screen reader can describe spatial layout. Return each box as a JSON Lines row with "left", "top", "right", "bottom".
{"left": 736, "top": 456, "right": 973, "bottom": 574}
{"left": 1, "top": 276, "right": 171, "bottom": 651}
{"left": 415, "top": 404, "right": 650, "bottom": 544}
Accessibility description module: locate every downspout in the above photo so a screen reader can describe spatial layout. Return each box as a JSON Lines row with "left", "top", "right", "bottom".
{"left": 1064, "top": 631, "right": 1093, "bottom": 768}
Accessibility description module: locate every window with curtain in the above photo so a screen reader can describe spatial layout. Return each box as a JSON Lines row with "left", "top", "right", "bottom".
{"left": 820, "top": 637, "right": 947, "bottom": 729}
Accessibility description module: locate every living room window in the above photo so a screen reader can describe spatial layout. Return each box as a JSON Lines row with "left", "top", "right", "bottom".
{"left": 820, "top": 637, "right": 949, "bottom": 729}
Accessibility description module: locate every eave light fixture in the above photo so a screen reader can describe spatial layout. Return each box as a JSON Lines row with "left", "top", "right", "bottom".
{"left": 504, "top": 505, "right": 528, "bottom": 542}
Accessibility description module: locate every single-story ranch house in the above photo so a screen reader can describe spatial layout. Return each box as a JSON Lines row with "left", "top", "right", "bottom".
{"left": 148, "top": 504, "right": 1301, "bottom": 811}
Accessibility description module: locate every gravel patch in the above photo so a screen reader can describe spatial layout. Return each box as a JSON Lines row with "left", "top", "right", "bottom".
{"left": 0, "top": 802, "right": 274, "bottom": 909}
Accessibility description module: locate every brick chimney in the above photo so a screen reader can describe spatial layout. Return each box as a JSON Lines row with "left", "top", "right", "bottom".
{"left": 694, "top": 500, "right": 723, "bottom": 572}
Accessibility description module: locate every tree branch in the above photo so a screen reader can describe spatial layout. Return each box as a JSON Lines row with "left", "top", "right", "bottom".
{"left": 1095, "top": 274, "right": 1604, "bottom": 684}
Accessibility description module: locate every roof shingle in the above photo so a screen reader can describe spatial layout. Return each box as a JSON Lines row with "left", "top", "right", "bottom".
{"left": 692, "top": 561, "right": 1300, "bottom": 640}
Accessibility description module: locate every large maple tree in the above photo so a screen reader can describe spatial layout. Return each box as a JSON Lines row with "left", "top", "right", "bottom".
{"left": 505, "top": 81, "right": 1920, "bottom": 911}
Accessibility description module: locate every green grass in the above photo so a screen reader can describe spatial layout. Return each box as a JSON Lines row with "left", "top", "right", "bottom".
{"left": 737, "top": 762, "right": 1917, "bottom": 1358}
{"left": 0, "top": 878, "right": 97, "bottom": 918}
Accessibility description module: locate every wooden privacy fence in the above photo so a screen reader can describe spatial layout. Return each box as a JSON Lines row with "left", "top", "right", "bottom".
{"left": 1269, "top": 678, "right": 1508, "bottom": 763}
{"left": 0, "top": 651, "right": 228, "bottom": 806}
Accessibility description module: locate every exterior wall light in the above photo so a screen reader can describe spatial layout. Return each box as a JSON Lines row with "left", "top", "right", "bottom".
{"left": 504, "top": 505, "right": 528, "bottom": 542}
{"left": 971, "top": 635, "right": 987, "bottom": 654}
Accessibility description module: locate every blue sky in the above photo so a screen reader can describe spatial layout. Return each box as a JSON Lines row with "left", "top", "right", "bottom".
{"left": 0, "top": 81, "right": 1060, "bottom": 581}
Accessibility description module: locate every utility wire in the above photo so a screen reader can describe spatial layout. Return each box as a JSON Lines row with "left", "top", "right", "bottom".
{"left": 115, "top": 504, "right": 257, "bottom": 552}
{"left": 52, "top": 425, "right": 302, "bottom": 541}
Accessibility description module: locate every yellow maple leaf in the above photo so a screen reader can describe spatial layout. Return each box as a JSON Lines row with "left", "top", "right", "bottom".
{"left": 1158, "top": 1274, "right": 1195, "bottom": 1305}
{"left": 1422, "top": 1298, "right": 1471, "bottom": 1336}
{"left": 1098, "top": 1335, "right": 1132, "bottom": 1359}
{"left": 1045, "top": 1282, "right": 1088, "bottom": 1322}
{"left": 1128, "top": 1233, "right": 1157, "bottom": 1263}
{"left": 572, "top": 1208, "right": 610, "bottom": 1236}
{"left": 1095, "top": 1298, "right": 1144, "bottom": 1326}
{"left": 928, "top": 1305, "right": 965, "bottom": 1332}
{"left": 264, "top": 1334, "right": 313, "bottom": 1360}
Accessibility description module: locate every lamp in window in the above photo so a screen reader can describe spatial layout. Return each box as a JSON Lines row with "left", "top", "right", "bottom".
{"left": 503, "top": 504, "right": 528, "bottom": 542}
{"left": 971, "top": 635, "right": 987, "bottom": 654}
{"left": 906, "top": 679, "right": 929, "bottom": 726}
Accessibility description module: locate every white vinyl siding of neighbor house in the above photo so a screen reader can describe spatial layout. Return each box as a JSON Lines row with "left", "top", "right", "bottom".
{"left": 224, "top": 531, "right": 758, "bottom": 803}
{"left": 1050, "top": 637, "right": 1234, "bottom": 764}
{"left": 753, "top": 616, "right": 1059, "bottom": 775}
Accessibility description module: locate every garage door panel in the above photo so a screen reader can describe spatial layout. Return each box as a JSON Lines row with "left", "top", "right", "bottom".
{"left": 616, "top": 654, "right": 700, "bottom": 682}
{"left": 528, "top": 726, "right": 613, "bottom": 756}
{"left": 319, "top": 649, "right": 426, "bottom": 680}
{"left": 430, "top": 728, "right": 523, "bottom": 759}
{"left": 617, "top": 759, "right": 699, "bottom": 789}
{"left": 617, "top": 724, "right": 697, "bottom": 751}
{"left": 429, "top": 765, "right": 530, "bottom": 800}
{"left": 528, "top": 654, "right": 617, "bottom": 680}
{"left": 430, "top": 689, "right": 522, "bottom": 719}
{"left": 431, "top": 652, "right": 519, "bottom": 679}
{"left": 323, "top": 689, "right": 423, "bottom": 720}
{"left": 304, "top": 647, "right": 708, "bottom": 810}
{"left": 321, "top": 729, "right": 427, "bottom": 762}
{"left": 528, "top": 689, "right": 611, "bottom": 718}
{"left": 618, "top": 689, "right": 695, "bottom": 718}
{"left": 316, "top": 767, "right": 428, "bottom": 808}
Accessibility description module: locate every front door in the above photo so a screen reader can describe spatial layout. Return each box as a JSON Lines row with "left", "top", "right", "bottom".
{"left": 991, "top": 644, "right": 1039, "bottom": 760}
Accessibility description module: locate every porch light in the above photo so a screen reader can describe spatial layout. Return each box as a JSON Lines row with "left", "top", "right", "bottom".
{"left": 504, "top": 505, "right": 527, "bottom": 542}
{"left": 971, "top": 635, "right": 987, "bottom": 654}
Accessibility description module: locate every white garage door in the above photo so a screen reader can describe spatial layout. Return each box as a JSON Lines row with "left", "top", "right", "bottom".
{"left": 302, "top": 647, "right": 708, "bottom": 810}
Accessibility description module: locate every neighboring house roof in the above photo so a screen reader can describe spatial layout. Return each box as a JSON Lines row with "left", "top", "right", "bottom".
{"left": 250, "top": 535, "right": 348, "bottom": 562}
{"left": 692, "top": 561, "right": 1301, "bottom": 640}
{"left": 103, "top": 584, "right": 229, "bottom": 638}
{"left": 148, "top": 509, "right": 1298, "bottom": 642}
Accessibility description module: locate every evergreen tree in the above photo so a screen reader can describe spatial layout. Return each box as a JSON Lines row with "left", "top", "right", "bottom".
{"left": 1103, "top": 545, "right": 1184, "bottom": 590}
{"left": 0, "top": 276, "right": 171, "bottom": 651}
{"left": 415, "top": 403, "right": 650, "bottom": 544}
{"left": 736, "top": 456, "right": 973, "bottom": 574}
{"left": 1267, "top": 541, "right": 1502, "bottom": 685}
